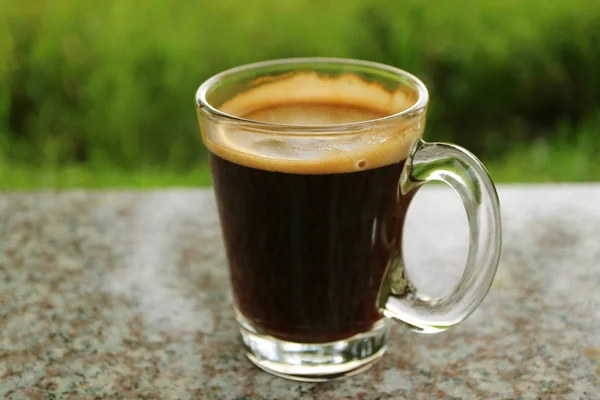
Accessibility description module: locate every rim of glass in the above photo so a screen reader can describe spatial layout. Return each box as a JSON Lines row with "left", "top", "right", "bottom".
{"left": 195, "top": 57, "right": 429, "bottom": 133}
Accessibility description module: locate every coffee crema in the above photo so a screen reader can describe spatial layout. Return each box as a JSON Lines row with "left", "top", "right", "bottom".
{"left": 200, "top": 72, "right": 424, "bottom": 175}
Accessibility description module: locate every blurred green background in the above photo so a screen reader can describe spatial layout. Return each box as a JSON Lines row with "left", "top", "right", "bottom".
{"left": 1, "top": 0, "right": 599, "bottom": 189}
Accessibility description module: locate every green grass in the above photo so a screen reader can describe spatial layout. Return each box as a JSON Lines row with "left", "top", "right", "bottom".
{"left": 0, "top": 162, "right": 212, "bottom": 190}
{"left": 489, "top": 114, "right": 600, "bottom": 182}
{"left": 488, "top": 146, "right": 600, "bottom": 183}
{"left": 1, "top": 0, "right": 599, "bottom": 187}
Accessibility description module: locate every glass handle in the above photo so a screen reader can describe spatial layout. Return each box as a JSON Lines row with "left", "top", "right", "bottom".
{"left": 380, "top": 139, "right": 502, "bottom": 333}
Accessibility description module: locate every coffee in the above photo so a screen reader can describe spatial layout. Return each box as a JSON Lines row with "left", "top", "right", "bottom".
{"left": 204, "top": 74, "right": 423, "bottom": 343}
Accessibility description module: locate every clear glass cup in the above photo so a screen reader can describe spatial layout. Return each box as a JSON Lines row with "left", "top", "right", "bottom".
{"left": 195, "top": 58, "right": 501, "bottom": 382}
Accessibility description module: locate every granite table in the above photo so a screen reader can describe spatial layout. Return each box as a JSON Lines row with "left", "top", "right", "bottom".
{"left": 1, "top": 185, "right": 599, "bottom": 399}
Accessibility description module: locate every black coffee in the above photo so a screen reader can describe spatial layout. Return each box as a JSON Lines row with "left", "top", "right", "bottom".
{"left": 210, "top": 150, "right": 415, "bottom": 343}
{"left": 206, "top": 99, "right": 420, "bottom": 343}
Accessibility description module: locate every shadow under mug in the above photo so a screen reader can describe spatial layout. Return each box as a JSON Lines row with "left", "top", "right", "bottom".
{"left": 195, "top": 58, "right": 501, "bottom": 382}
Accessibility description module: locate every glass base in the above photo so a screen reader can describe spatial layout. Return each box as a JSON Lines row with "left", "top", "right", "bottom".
{"left": 238, "top": 316, "right": 390, "bottom": 382}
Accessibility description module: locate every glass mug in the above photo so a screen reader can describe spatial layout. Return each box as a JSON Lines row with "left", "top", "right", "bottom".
{"left": 195, "top": 58, "right": 501, "bottom": 381}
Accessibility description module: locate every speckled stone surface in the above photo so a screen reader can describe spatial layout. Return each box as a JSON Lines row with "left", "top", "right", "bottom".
{"left": 1, "top": 185, "right": 599, "bottom": 399}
